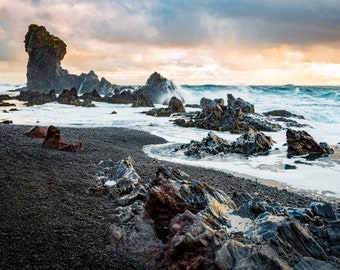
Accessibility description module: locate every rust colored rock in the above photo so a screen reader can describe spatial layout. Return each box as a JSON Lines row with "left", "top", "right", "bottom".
{"left": 42, "top": 125, "right": 83, "bottom": 152}
{"left": 24, "top": 126, "right": 47, "bottom": 139}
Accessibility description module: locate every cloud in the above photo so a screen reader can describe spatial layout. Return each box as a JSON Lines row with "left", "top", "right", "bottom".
{"left": 1, "top": 0, "right": 340, "bottom": 84}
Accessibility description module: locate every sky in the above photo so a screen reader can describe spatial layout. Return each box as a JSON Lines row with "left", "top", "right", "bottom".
{"left": 1, "top": 0, "right": 340, "bottom": 86}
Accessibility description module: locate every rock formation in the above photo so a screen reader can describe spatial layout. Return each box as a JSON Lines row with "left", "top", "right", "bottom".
{"left": 286, "top": 129, "right": 333, "bottom": 159}
{"left": 24, "top": 24, "right": 116, "bottom": 94}
{"left": 146, "top": 96, "right": 185, "bottom": 116}
{"left": 175, "top": 130, "right": 274, "bottom": 158}
{"left": 175, "top": 95, "right": 282, "bottom": 133}
{"left": 136, "top": 72, "right": 184, "bottom": 104}
{"left": 92, "top": 157, "right": 340, "bottom": 269}
{"left": 25, "top": 125, "right": 83, "bottom": 151}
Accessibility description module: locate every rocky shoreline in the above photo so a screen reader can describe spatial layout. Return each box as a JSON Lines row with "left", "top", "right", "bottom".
{"left": 1, "top": 124, "right": 339, "bottom": 269}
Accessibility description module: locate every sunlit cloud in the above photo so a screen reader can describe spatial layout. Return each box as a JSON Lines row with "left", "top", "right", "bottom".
{"left": 1, "top": 0, "right": 340, "bottom": 85}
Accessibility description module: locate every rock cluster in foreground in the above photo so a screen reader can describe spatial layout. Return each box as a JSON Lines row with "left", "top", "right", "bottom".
{"left": 92, "top": 157, "right": 340, "bottom": 269}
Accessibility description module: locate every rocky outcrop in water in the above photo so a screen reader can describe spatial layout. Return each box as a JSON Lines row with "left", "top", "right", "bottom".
{"left": 57, "top": 87, "right": 94, "bottom": 107}
{"left": 93, "top": 157, "right": 340, "bottom": 269}
{"left": 17, "top": 90, "right": 56, "bottom": 106}
{"left": 136, "top": 72, "right": 184, "bottom": 104}
{"left": 286, "top": 129, "right": 334, "bottom": 159}
{"left": 175, "top": 95, "right": 282, "bottom": 133}
{"left": 146, "top": 96, "right": 185, "bottom": 116}
{"left": 175, "top": 130, "right": 274, "bottom": 158}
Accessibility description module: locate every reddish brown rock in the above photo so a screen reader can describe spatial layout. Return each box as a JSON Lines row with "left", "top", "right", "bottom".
{"left": 42, "top": 125, "right": 83, "bottom": 152}
{"left": 24, "top": 126, "right": 47, "bottom": 139}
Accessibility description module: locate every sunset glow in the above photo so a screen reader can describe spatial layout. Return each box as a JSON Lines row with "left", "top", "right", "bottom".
{"left": 1, "top": 0, "right": 340, "bottom": 85}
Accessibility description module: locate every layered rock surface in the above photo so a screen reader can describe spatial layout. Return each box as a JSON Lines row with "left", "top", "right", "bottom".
{"left": 93, "top": 157, "right": 340, "bottom": 269}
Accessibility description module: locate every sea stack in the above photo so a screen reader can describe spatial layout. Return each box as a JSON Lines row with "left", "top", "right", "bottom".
{"left": 24, "top": 24, "right": 116, "bottom": 93}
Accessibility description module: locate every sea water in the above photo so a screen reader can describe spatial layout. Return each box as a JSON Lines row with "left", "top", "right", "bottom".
{"left": 1, "top": 83, "right": 339, "bottom": 199}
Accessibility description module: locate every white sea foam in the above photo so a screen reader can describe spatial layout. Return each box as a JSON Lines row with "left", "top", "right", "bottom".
{"left": 1, "top": 83, "right": 339, "bottom": 199}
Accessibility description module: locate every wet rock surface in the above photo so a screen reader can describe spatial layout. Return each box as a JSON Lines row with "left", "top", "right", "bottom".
{"left": 146, "top": 96, "right": 186, "bottom": 116}
{"left": 96, "top": 157, "right": 340, "bottom": 269}
{"left": 286, "top": 129, "right": 334, "bottom": 158}
{"left": 175, "top": 95, "right": 283, "bottom": 134}
{"left": 136, "top": 72, "right": 184, "bottom": 104}
{"left": 175, "top": 130, "right": 275, "bottom": 158}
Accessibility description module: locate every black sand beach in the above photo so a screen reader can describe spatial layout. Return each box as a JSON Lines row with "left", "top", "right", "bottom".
{"left": 0, "top": 124, "right": 330, "bottom": 269}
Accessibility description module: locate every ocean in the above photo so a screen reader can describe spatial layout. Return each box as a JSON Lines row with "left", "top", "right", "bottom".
{"left": 1, "top": 83, "right": 339, "bottom": 200}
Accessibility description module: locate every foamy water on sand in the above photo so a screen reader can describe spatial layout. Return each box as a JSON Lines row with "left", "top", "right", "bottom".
{"left": 1, "top": 83, "right": 339, "bottom": 200}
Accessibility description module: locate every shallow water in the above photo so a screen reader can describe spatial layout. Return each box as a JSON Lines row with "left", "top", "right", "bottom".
{"left": 1, "top": 83, "right": 339, "bottom": 199}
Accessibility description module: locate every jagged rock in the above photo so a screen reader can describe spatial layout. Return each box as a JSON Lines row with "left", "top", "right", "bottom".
{"left": 164, "top": 210, "right": 227, "bottom": 269}
{"left": 215, "top": 240, "right": 291, "bottom": 270}
{"left": 57, "top": 87, "right": 94, "bottom": 107}
{"left": 145, "top": 166, "right": 235, "bottom": 237}
{"left": 286, "top": 129, "right": 334, "bottom": 158}
{"left": 175, "top": 131, "right": 231, "bottom": 159}
{"left": 276, "top": 219, "right": 328, "bottom": 261}
{"left": 17, "top": 90, "right": 56, "bottom": 106}
{"left": 0, "top": 94, "right": 11, "bottom": 101}
{"left": 24, "top": 24, "right": 116, "bottom": 94}
{"left": 131, "top": 93, "right": 154, "bottom": 107}
{"left": 136, "top": 72, "right": 184, "bottom": 104}
{"left": 175, "top": 95, "right": 282, "bottom": 133}
{"left": 309, "top": 202, "right": 338, "bottom": 221}
{"left": 264, "top": 109, "right": 305, "bottom": 119}
{"left": 25, "top": 24, "right": 67, "bottom": 91}
{"left": 24, "top": 126, "right": 47, "bottom": 139}
{"left": 57, "top": 88, "right": 81, "bottom": 105}
{"left": 175, "top": 130, "right": 274, "bottom": 158}
{"left": 232, "top": 129, "right": 274, "bottom": 155}
{"left": 295, "top": 257, "right": 339, "bottom": 270}
{"left": 106, "top": 202, "right": 164, "bottom": 269}
{"left": 227, "top": 94, "right": 254, "bottom": 114}
{"left": 42, "top": 125, "right": 83, "bottom": 151}
{"left": 232, "top": 198, "right": 278, "bottom": 219}
{"left": 100, "top": 158, "right": 340, "bottom": 269}
{"left": 80, "top": 89, "right": 102, "bottom": 102}
{"left": 146, "top": 96, "right": 185, "bottom": 116}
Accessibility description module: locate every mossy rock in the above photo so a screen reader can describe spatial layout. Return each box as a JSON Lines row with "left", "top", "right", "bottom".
{"left": 24, "top": 24, "right": 66, "bottom": 59}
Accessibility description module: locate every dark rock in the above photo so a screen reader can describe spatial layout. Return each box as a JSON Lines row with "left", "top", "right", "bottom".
{"left": 174, "top": 95, "right": 282, "bottom": 133}
{"left": 295, "top": 257, "right": 339, "bottom": 270}
{"left": 264, "top": 109, "right": 305, "bottom": 119}
{"left": 146, "top": 96, "right": 185, "bottom": 116}
{"left": 309, "top": 202, "right": 337, "bottom": 221}
{"left": 57, "top": 87, "right": 94, "bottom": 107}
{"left": 57, "top": 87, "right": 81, "bottom": 106}
{"left": 42, "top": 125, "right": 83, "bottom": 151}
{"left": 277, "top": 219, "right": 328, "bottom": 261}
{"left": 215, "top": 240, "right": 290, "bottom": 270}
{"left": 18, "top": 90, "right": 56, "bottom": 106}
{"left": 231, "top": 129, "right": 274, "bottom": 155}
{"left": 136, "top": 72, "right": 184, "bottom": 104}
{"left": 286, "top": 129, "right": 333, "bottom": 158}
{"left": 0, "top": 102, "right": 16, "bottom": 107}
{"left": 131, "top": 93, "right": 154, "bottom": 107}
{"left": 227, "top": 93, "right": 254, "bottom": 113}
{"left": 1, "top": 120, "right": 13, "bottom": 124}
{"left": 24, "top": 24, "right": 116, "bottom": 94}
{"left": 100, "top": 158, "right": 340, "bottom": 269}
{"left": 164, "top": 210, "right": 227, "bottom": 269}
{"left": 176, "top": 130, "right": 274, "bottom": 158}
{"left": 80, "top": 89, "right": 103, "bottom": 102}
